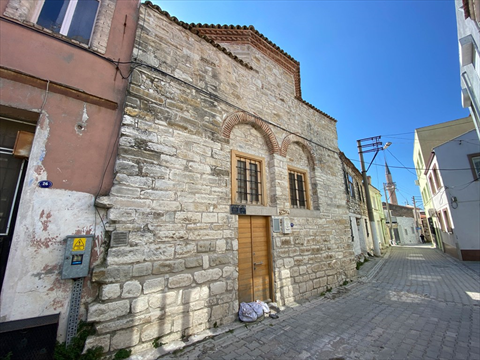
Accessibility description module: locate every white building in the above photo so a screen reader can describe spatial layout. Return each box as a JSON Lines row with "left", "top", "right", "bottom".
{"left": 383, "top": 204, "right": 419, "bottom": 245}
{"left": 455, "top": 0, "right": 480, "bottom": 138}
{"left": 424, "top": 129, "right": 480, "bottom": 260}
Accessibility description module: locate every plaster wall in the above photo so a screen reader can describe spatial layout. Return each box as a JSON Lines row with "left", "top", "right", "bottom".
{"left": 0, "top": 0, "right": 139, "bottom": 340}
{"left": 455, "top": 0, "right": 480, "bottom": 137}
{"left": 396, "top": 217, "right": 418, "bottom": 245}
{"left": 434, "top": 130, "right": 480, "bottom": 251}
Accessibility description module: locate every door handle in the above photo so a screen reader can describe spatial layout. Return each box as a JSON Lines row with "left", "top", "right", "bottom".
{"left": 253, "top": 262, "right": 263, "bottom": 265}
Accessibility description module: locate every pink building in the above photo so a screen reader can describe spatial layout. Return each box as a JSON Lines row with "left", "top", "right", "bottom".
{"left": 0, "top": 0, "right": 139, "bottom": 353}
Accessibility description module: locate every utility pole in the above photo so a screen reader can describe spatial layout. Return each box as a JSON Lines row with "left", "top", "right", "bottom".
{"left": 383, "top": 183, "right": 394, "bottom": 245}
{"left": 412, "top": 196, "right": 419, "bottom": 240}
{"left": 357, "top": 137, "right": 382, "bottom": 256}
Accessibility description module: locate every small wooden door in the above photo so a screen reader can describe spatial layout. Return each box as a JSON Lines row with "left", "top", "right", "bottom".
{"left": 238, "top": 216, "right": 271, "bottom": 303}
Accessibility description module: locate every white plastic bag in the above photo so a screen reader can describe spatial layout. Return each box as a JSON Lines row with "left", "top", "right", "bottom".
{"left": 238, "top": 302, "right": 257, "bottom": 322}
{"left": 256, "top": 300, "right": 270, "bottom": 314}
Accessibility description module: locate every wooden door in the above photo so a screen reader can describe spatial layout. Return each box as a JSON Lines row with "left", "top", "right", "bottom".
{"left": 238, "top": 216, "right": 271, "bottom": 303}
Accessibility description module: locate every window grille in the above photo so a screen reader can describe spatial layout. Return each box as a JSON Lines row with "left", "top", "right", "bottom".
{"left": 288, "top": 169, "right": 307, "bottom": 209}
{"left": 236, "top": 157, "right": 262, "bottom": 204}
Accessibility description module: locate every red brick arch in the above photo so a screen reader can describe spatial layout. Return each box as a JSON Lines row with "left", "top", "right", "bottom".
{"left": 280, "top": 134, "right": 316, "bottom": 165}
{"left": 221, "top": 111, "right": 280, "bottom": 154}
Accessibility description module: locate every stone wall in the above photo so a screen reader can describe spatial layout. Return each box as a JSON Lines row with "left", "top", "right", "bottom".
{"left": 86, "top": 4, "right": 356, "bottom": 355}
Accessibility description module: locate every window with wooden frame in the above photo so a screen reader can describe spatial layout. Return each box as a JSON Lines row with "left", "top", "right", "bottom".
{"left": 348, "top": 174, "right": 355, "bottom": 199}
{"left": 288, "top": 166, "right": 310, "bottom": 209}
{"left": 231, "top": 151, "right": 266, "bottom": 205}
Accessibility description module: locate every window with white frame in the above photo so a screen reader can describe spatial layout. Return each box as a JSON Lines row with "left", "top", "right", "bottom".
{"left": 288, "top": 167, "right": 310, "bottom": 209}
{"left": 443, "top": 209, "right": 453, "bottom": 232}
{"left": 36, "top": 0, "right": 99, "bottom": 45}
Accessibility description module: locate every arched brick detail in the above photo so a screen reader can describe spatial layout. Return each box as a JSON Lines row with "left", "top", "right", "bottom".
{"left": 222, "top": 111, "right": 280, "bottom": 154}
{"left": 280, "top": 134, "right": 316, "bottom": 164}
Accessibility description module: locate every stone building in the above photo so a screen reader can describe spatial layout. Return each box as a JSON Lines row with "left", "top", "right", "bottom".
{"left": 86, "top": 2, "right": 357, "bottom": 355}
{"left": 0, "top": 0, "right": 139, "bottom": 353}
{"left": 339, "top": 153, "right": 371, "bottom": 259}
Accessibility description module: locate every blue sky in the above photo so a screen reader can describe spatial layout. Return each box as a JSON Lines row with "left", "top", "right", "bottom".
{"left": 152, "top": 0, "right": 470, "bottom": 208}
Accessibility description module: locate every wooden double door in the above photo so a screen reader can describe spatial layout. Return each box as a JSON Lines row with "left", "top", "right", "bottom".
{"left": 238, "top": 216, "right": 272, "bottom": 303}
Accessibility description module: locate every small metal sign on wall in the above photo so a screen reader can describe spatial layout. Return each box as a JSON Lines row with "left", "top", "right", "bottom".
{"left": 230, "top": 205, "right": 246, "bottom": 215}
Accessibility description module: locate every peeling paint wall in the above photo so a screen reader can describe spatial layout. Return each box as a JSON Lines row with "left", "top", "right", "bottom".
{"left": 0, "top": 0, "right": 139, "bottom": 342}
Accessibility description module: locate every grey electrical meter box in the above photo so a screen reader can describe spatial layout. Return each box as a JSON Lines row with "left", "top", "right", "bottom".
{"left": 61, "top": 235, "right": 93, "bottom": 279}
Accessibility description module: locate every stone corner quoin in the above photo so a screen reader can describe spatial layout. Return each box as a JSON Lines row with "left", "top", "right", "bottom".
{"left": 85, "top": 3, "right": 356, "bottom": 355}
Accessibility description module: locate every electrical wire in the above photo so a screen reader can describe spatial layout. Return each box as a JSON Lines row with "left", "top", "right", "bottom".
{"left": 347, "top": 157, "right": 474, "bottom": 172}
{"left": 109, "top": 58, "right": 340, "bottom": 155}
{"left": 385, "top": 149, "right": 417, "bottom": 176}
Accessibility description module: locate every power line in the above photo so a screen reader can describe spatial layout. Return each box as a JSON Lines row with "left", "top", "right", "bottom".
{"left": 347, "top": 157, "right": 474, "bottom": 172}
{"left": 386, "top": 149, "right": 417, "bottom": 176}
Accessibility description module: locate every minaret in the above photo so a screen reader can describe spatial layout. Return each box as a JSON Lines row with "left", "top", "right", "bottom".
{"left": 385, "top": 161, "right": 398, "bottom": 205}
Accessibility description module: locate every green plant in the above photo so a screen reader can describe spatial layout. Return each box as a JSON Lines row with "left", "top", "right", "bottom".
{"left": 326, "top": 287, "right": 332, "bottom": 293}
{"left": 342, "top": 280, "right": 349, "bottom": 286}
{"left": 320, "top": 292, "right": 325, "bottom": 296}
{"left": 54, "top": 322, "right": 103, "bottom": 360}
{"left": 213, "top": 321, "right": 218, "bottom": 328}
{"left": 1, "top": 352, "right": 12, "bottom": 360}
{"left": 114, "top": 349, "right": 132, "bottom": 360}
{"left": 152, "top": 337, "right": 164, "bottom": 349}
{"left": 228, "top": 329, "right": 234, "bottom": 334}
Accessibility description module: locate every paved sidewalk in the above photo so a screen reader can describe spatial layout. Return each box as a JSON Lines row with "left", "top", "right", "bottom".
{"left": 133, "top": 245, "right": 480, "bottom": 360}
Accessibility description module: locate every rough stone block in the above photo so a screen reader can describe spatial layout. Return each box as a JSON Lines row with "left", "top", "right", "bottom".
{"left": 175, "top": 242, "right": 196, "bottom": 258}
{"left": 83, "top": 335, "right": 110, "bottom": 353}
{"left": 210, "top": 281, "right": 226, "bottom": 295}
{"left": 145, "top": 244, "right": 175, "bottom": 261}
{"left": 133, "top": 262, "right": 153, "bottom": 277}
{"left": 194, "top": 268, "right": 222, "bottom": 284}
{"left": 110, "top": 327, "right": 140, "bottom": 350}
{"left": 197, "top": 240, "right": 216, "bottom": 253}
{"left": 100, "top": 284, "right": 121, "bottom": 300}
{"left": 168, "top": 273, "right": 193, "bottom": 288}
{"left": 211, "top": 303, "right": 230, "bottom": 320}
{"left": 141, "top": 320, "right": 172, "bottom": 342}
{"left": 152, "top": 260, "right": 185, "bottom": 274}
{"left": 87, "top": 300, "right": 130, "bottom": 322}
{"left": 182, "top": 286, "right": 209, "bottom": 304}
{"left": 132, "top": 296, "right": 149, "bottom": 313}
{"left": 107, "top": 247, "right": 145, "bottom": 265}
{"left": 92, "top": 265, "right": 132, "bottom": 284}
{"left": 149, "top": 292, "right": 177, "bottom": 309}
{"left": 185, "top": 256, "right": 203, "bottom": 268}
{"left": 122, "top": 280, "right": 142, "bottom": 298}
{"left": 143, "top": 277, "right": 165, "bottom": 294}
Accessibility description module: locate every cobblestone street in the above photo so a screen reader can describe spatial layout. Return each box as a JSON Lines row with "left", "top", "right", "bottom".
{"left": 144, "top": 245, "right": 480, "bottom": 360}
